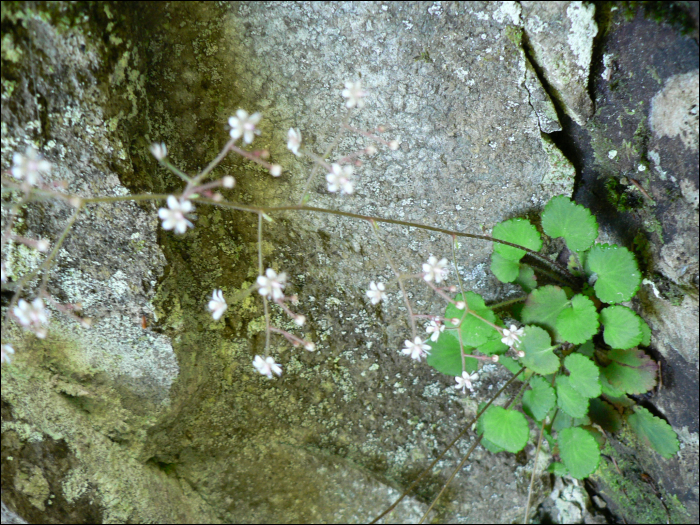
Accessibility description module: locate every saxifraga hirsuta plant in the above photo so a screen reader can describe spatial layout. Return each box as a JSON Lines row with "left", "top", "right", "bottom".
{"left": 2, "top": 80, "right": 679, "bottom": 523}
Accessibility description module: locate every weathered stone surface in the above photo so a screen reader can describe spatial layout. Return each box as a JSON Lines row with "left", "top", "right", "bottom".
{"left": 2, "top": 2, "right": 695, "bottom": 524}
{"left": 521, "top": 0, "right": 597, "bottom": 125}
{"left": 563, "top": 3, "right": 699, "bottom": 523}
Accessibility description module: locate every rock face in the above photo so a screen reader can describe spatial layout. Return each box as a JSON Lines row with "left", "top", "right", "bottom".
{"left": 1, "top": 2, "right": 696, "bottom": 524}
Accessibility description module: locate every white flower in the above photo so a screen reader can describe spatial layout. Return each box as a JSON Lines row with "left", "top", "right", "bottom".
{"left": 402, "top": 336, "right": 431, "bottom": 362}
{"left": 158, "top": 196, "right": 195, "bottom": 234}
{"left": 150, "top": 142, "right": 167, "bottom": 160}
{"left": 257, "top": 268, "right": 287, "bottom": 301}
{"left": 13, "top": 298, "right": 49, "bottom": 339}
{"left": 287, "top": 128, "right": 302, "bottom": 156}
{"left": 253, "top": 355, "right": 282, "bottom": 378}
{"left": 366, "top": 281, "right": 387, "bottom": 305}
{"left": 229, "top": 109, "right": 262, "bottom": 144}
{"left": 426, "top": 320, "right": 445, "bottom": 342}
{"left": 12, "top": 147, "right": 51, "bottom": 186}
{"left": 501, "top": 324, "right": 525, "bottom": 348}
{"left": 422, "top": 256, "right": 449, "bottom": 283}
{"left": 208, "top": 289, "right": 227, "bottom": 320}
{"left": 455, "top": 371, "right": 479, "bottom": 394}
{"left": 326, "top": 164, "right": 354, "bottom": 195}
{"left": 1, "top": 344, "right": 15, "bottom": 365}
{"left": 342, "top": 80, "right": 368, "bottom": 109}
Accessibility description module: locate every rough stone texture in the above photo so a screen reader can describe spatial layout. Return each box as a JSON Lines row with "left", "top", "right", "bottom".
{"left": 1, "top": 2, "right": 697, "bottom": 524}
{"left": 565, "top": 3, "right": 699, "bottom": 523}
{"left": 521, "top": 0, "right": 598, "bottom": 125}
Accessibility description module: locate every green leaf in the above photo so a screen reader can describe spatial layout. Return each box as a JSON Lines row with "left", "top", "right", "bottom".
{"left": 446, "top": 292, "right": 501, "bottom": 347}
{"left": 493, "top": 218, "right": 543, "bottom": 262}
{"left": 558, "top": 427, "right": 601, "bottom": 479}
{"left": 520, "top": 326, "right": 560, "bottom": 375}
{"left": 577, "top": 339, "right": 595, "bottom": 358}
{"left": 564, "top": 354, "right": 601, "bottom": 398}
{"left": 477, "top": 336, "right": 509, "bottom": 356}
{"left": 552, "top": 411, "right": 573, "bottom": 432}
{"left": 600, "top": 306, "right": 643, "bottom": 349}
{"left": 476, "top": 405, "right": 505, "bottom": 453}
{"left": 499, "top": 355, "right": 522, "bottom": 375}
{"left": 602, "top": 349, "right": 657, "bottom": 395}
{"left": 426, "top": 331, "right": 478, "bottom": 377}
{"left": 585, "top": 244, "right": 641, "bottom": 303}
{"left": 482, "top": 406, "right": 530, "bottom": 453}
{"left": 515, "top": 264, "right": 538, "bottom": 292}
{"left": 522, "top": 376, "right": 556, "bottom": 421}
{"left": 640, "top": 318, "right": 651, "bottom": 346}
{"left": 556, "top": 294, "right": 599, "bottom": 344}
{"left": 589, "top": 398, "right": 622, "bottom": 433}
{"left": 491, "top": 252, "right": 520, "bottom": 283}
{"left": 627, "top": 406, "right": 679, "bottom": 459}
{"left": 599, "top": 370, "right": 625, "bottom": 398}
{"left": 548, "top": 462, "right": 569, "bottom": 477}
{"left": 542, "top": 195, "right": 599, "bottom": 252}
{"left": 556, "top": 375, "right": 589, "bottom": 418}
{"left": 522, "top": 285, "right": 568, "bottom": 339}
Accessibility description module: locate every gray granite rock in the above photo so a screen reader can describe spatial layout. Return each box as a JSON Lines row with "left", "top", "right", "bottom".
{"left": 2, "top": 2, "right": 657, "bottom": 524}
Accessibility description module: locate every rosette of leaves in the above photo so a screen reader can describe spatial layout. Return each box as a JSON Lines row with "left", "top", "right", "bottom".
{"left": 436, "top": 196, "right": 678, "bottom": 481}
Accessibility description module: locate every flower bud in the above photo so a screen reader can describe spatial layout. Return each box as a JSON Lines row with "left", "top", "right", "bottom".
{"left": 389, "top": 140, "right": 399, "bottom": 150}
{"left": 447, "top": 285, "right": 457, "bottom": 292}
{"left": 69, "top": 197, "right": 83, "bottom": 208}
{"left": 517, "top": 350, "right": 525, "bottom": 358}
{"left": 260, "top": 150, "right": 270, "bottom": 160}
{"left": 304, "top": 341, "right": 316, "bottom": 352}
{"left": 212, "top": 193, "right": 223, "bottom": 202}
{"left": 450, "top": 318, "right": 461, "bottom": 326}
{"left": 270, "top": 164, "right": 282, "bottom": 177}
{"left": 365, "top": 145, "right": 377, "bottom": 155}
{"left": 222, "top": 176, "right": 235, "bottom": 188}
{"left": 491, "top": 355, "right": 499, "bottom": 362}
{"left": 455, "top": 301, "right": 466, "bottom": 310}
{"left": 295, "top": 315, "right": 306, "bottom": 326}
{"left": 36, "top": 239, "right": 50, "bottom": 252}
{"left": 150, "top": 142, "right": 167, "bottom": 160}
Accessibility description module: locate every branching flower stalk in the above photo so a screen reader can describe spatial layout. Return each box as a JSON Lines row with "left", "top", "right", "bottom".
{"left": 3, "top": 77, "right": 676, "bottom": 524}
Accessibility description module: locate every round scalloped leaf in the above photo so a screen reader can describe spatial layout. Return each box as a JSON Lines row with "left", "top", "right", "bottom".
{"left": 542, "top": 195, "right": 599, "bottom": 252}
{"left": 556, "top": 375, "right": 589, "bottom": 418}
{"left": 520, "top": 326, "right": 560, "bottom": 375}
{"left": 523, "top": 376, "right": 556, "bottom": 421}
{"left": 482, "top": 406, "right": 530, "bottom": 453}
{"left": 515, "top": 264, "right": 538, "bottom": 293}
{"left": 602, "top": 348, "right": 657, "bottom": 395}
{"left": 600, "top": 306, "right": 643, "bottom": 349}
{"left": 564, "top": 354, "right": 601, "bottom": 398}
{"left": 493, "top": 218, "right": 543, "bottom": 262}
{"left": 426, "top": 331, "right": 478, "bottom": 377}
{"left": 556, "top": 294, "right": 599, "bottom": 344}
{"left": 522, "top": 286, "right": 568, "bottom": 339}
{"left": 491, "top": 252, "right": 520, "bottom": 283}
{"left": 627, "top": 406, "right": 679, "bottom": 459}
{"left": 558, "top": 427, "right": 601, "bottom": 479}
{"left": 445, "top": 292, "right": 500, "bottom": 347}
{"left": 585, "top": 244, "right": 641, "bottom": 304}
